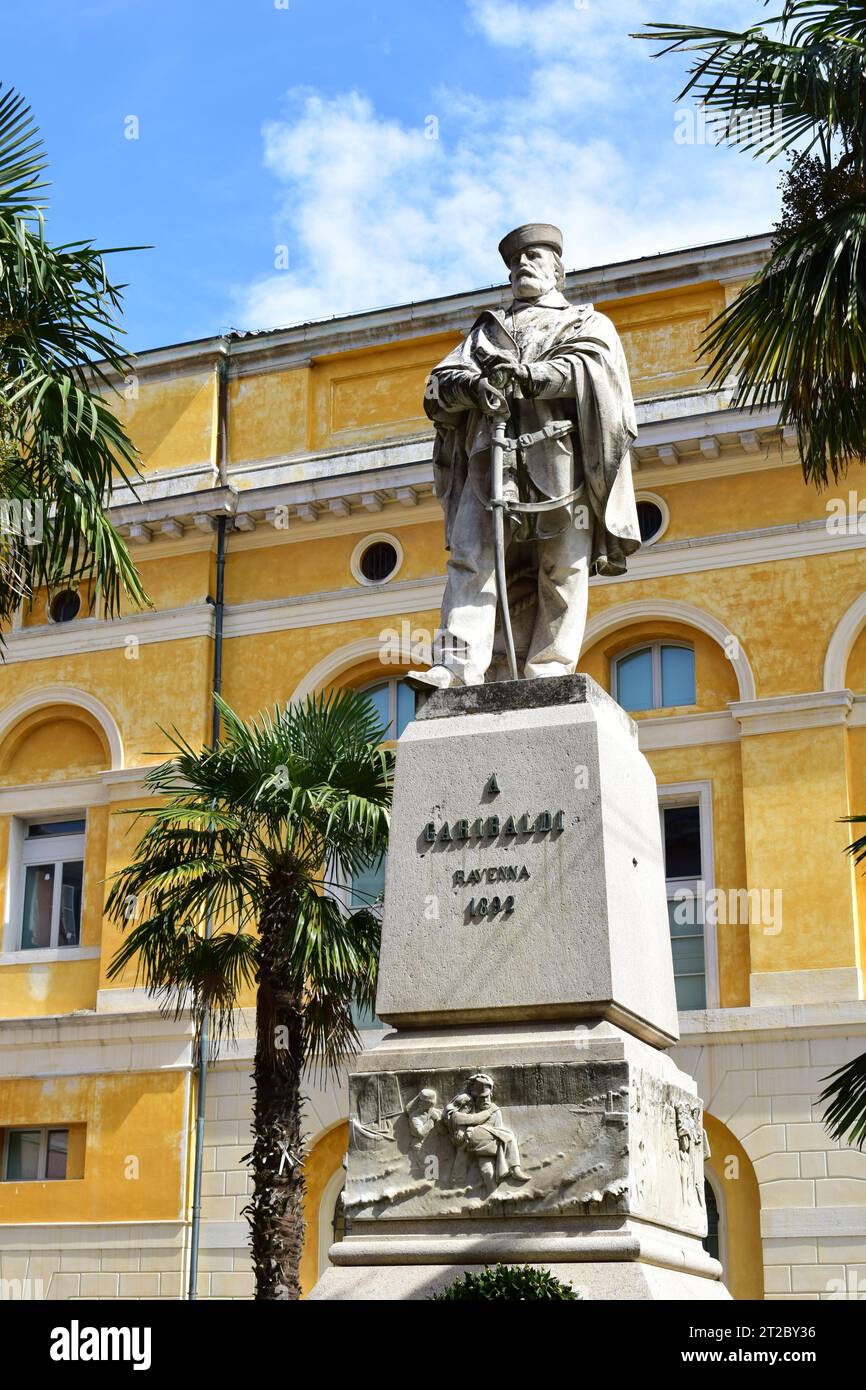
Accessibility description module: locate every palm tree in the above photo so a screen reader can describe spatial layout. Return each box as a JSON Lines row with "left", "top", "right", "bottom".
{"left": 636, "top": 3, "right": 866, "bottom": 1145}
{"left": 635, "top": 2, "right": 866, "bottom": 487}
{"left": 819, "top": 816, "right": 866, "bottom": 1147}
{"left": 0, "top": 83, "right": 146, "bottom": 628}
{"left": 105, "top": 690, "right": 392, "bottom": 1298}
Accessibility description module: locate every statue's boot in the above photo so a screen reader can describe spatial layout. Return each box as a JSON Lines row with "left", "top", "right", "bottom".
{"left": 406, "top": 665, "right": 464, "bottom": 691}
{"left": 509, "top": 1166, "right": 531, "bottom": 1182}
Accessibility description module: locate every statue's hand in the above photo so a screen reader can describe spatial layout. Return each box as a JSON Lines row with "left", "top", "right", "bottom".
{"left": 476, "top": 378, "right": 509, "bottom": 418}
{"left": 487, "top": 362, "right": 535, "bottom": 400}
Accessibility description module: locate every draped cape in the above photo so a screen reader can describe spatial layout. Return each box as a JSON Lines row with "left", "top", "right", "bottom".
{"left": 425, "top": 303, "right": 640, "bottom": 574}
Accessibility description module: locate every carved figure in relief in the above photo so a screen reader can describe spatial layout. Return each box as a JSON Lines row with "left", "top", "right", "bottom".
{"left": 674, "top": 1100, "right": 707, "bottom": 1208}
{"left": 406, "top": 1088, "right": 442, "bottom": 1155}
{"left": 443, "top": 1072, "right": 529, "bottom": 1192}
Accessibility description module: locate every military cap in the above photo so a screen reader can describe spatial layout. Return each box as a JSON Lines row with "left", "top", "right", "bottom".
{"left": 498, "top": 222, "right": 563, "bottom": 266}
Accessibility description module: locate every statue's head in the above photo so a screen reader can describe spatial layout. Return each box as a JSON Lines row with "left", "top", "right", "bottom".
{"left": 498, "top": 222, "right": 564, "bottom": 302}
{"left": 468, "top": 1071, "right": 495, "bottom": 1102}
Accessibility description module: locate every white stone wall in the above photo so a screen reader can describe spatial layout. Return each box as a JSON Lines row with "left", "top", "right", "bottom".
{"left": 3, "top": 1012, "right": 864, "bottom": 1300}
{"left": 0, "top": 1220, "right": 254, "bottom": 1301}
{"left": 675, "top": 1004, "right": 866, "bottom": 1300}
{"left": 0, "top": 1223, "right": 187, "bottom": 1300}
{"left": 194, "top": 1054, "right": 351, "bottom": 1298}
{"left": 0, "top": 1040, "right": 355, "bottom": 1302}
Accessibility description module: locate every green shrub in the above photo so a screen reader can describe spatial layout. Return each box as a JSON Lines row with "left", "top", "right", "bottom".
{"left": 431, "top": 1264, "right": 582, "bottom": 1301}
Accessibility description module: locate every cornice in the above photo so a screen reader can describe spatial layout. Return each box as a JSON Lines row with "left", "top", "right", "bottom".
{"left": 2, "top": 603, "right": 214, "bottom": 664}
{"left": 729, "top": 689, "right": 855, "bottom": 735}
{"left": 9, "top": 518, "right": 866, "bottom": 664}
{"left": 677, "top": 998, "right": 866, "bottom": 1044}
{"left": 106, "top": 235, "right": 771, "bottom": 383}
{"left": 107, "top": 395, "right": 796, "bottom": 548}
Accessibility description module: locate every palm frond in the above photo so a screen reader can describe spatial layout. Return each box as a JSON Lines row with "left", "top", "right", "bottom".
{"left": 0, "top": 83, "right": 147, "bottom": 626}
{"left": 634, "top": 7, "right": 866, "bottom": 164}
{"left": 108, "top": 691, "right": 392, "bottom": 1072}
{"left": 820, "top": 1051, "right": 866, "bottom": 1146}
{"left": 0, "top": 85, "right": 48, "bottom": 214}
{"left": 107, "top": 912, "right": 259, "bottom": 1056}
{"left": 701, "top": 200, "right": 866, "bottom": 484}
{"left": 842, "top": 814, "right": 866, "bottom": 868}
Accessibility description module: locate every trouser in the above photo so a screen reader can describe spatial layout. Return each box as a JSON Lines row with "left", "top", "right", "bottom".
{"left": 438, "top": 480, "right": 593, "bottom": 684}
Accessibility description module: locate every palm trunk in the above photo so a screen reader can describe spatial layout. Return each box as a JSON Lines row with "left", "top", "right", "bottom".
{"left": 247, "top": 906, "right": 306, "bottom": 1299}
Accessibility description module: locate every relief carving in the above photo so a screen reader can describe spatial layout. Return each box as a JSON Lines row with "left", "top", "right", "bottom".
{"left": 345, "top": 1061, "right": 632, "bottom": 1221}
{"left": 674, "top": 1100, "right": 710, "bottom": 1210}
{"left": 442, "top": 1072, "right": 529, "bottom": 1191}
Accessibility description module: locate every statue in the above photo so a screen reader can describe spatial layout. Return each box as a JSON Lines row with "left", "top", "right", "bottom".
{"left": 410, "top": 222, "right": 640, "bottom": 689}
{"left": 442, "top": 1071, "right": 529, "bottom": 1192}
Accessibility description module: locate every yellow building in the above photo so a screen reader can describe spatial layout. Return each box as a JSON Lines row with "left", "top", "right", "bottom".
{"left": 1, "top": 232, "right": 865, "bottom": 1301}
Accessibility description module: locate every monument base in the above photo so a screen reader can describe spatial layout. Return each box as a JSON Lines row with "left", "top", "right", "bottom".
{"left": 309, "top": 1261, "right": 730, "bottom": 1302}
{"left": 309, "top": 680, "right": 730, "bottom": 1300}
{"left": 309, "top": 1021, "right": 730, "bottom": 1300}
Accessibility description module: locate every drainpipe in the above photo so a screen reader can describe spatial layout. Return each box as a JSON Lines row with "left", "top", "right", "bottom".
{"left": 188, "top": 341, "right": 230, "bottom": 1299}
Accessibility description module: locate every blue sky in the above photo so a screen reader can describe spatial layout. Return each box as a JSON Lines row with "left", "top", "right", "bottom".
{"left": 7, "top": 0, "right": 781, "bottom": 353}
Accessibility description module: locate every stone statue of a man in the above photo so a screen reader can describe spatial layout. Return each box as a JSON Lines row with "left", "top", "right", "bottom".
{"left": 411, "top": 222, "right": 640, "bottom": 689}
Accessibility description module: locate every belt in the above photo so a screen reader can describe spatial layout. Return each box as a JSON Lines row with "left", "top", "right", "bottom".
{"left": 489, "top": 483, "right": 586, "bottom": 515}
{"left": 502, "top": 418, "right": 576, "bottom": 453}
{"left": 489, "top": 418, "right": 584, "bottom": 515}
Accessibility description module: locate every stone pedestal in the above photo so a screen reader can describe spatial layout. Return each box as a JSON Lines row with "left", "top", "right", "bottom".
{"left": 309, "top": 678, "right": 729, "bottom": 1300}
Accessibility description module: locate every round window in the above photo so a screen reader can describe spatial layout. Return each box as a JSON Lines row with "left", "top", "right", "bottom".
{"left": 359, "top": 540, "right": 399, "bottom": 584}
{"left": 637, "top": 500, "right": 664, "bottom": 543}
{"left": 49, "top": 590, "right": 81, "bottom": 623}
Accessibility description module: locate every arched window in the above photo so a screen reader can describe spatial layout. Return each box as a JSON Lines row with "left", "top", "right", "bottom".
{"left": 342, "top": 679, "right": 416, "bottom": 1029}
{"left": 661, "top": 800, "right": 707, "bottom": 1011}
{"left": 613, "top": 642, "right": 695, "bottom": 712}
{"left": 702, "top": 1172, "right": 728, "bottom": 1281}
{"left": 360, "top": 678, "right": 415, "bottom": 740}
{"left": 347, "top": 853, "right": 385, "bottom": 1030}
{"left": 703, "top": 1178, "right": 720, "bottom": 1262}
{"left": 317, "top": 1165, "right": 348, "bottom": 1279}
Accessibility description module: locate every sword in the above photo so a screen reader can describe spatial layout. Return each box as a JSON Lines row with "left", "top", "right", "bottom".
{"left": 489, "top": 407, "right": 520, "bottom": 683}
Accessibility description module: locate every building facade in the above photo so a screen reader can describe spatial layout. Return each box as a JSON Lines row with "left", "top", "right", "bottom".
{"left": 1, "top": 234, "right": 865, "bottom": 1301}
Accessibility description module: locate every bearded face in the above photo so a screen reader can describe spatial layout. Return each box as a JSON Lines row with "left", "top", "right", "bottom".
{"left": 509, "top": 244, "right": 560, "bottom": 301}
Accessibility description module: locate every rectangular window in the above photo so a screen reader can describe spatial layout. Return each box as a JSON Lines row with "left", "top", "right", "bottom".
{"left": 3, "top": 1127, "right": 68, "bottom": 1181}
{"left": 662, "top": 802, "right": 707, "bottom": 1011}
{"left": 18, "top": 819, "right": 85, "bottom": 950}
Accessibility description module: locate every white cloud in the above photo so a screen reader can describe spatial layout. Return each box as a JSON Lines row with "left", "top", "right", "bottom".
{"left": 467, "top": 0, "right": 646, "bottom": 63}
{"left": 233, "top": 0, "right": 779, "bottom": 331}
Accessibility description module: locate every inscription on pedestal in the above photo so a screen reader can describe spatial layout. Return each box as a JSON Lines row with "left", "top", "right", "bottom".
{"left": 420, "top": 777, "right": 566, "bottom": 923}
{"left": 375, "top": 677, "right": 680, "bottom": 1044}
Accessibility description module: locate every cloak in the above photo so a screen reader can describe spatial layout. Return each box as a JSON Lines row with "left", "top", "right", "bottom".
{"left": 425, "top": 302, "right": 641, "bottom": 576}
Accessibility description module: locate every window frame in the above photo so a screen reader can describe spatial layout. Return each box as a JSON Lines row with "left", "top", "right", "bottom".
{"left": 331, "top": 850, "right": 386, "bottom": 1032}
{"left": 18, "top": 819, "right": 86, "bottom": 951}
{"left": 2, "top": 1125, "right": 69, "bottom": 1182}
{"left": 358, "top": 676, "right": 415, "bottom": 743}
{"left": 2, "top": 812, "right": 96, "bottom": 964}
{"left": 657, "top": 781, "right": 719, "bottom": 1012}
{"left": 634, "top": 491, "right": 670, "bottom": 546}
{"left": 350, "top": 532, "right": 404, "bottom": 588}
{"left": 612, "top": 640, "right": 696, "bottom": 712}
